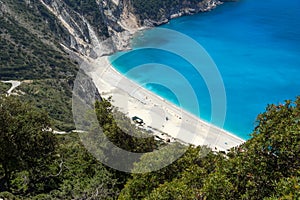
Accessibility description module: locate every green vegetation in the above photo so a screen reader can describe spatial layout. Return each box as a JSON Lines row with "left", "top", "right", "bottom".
{"left": 0, "top": 97, "right": 158, "bottom": 199}
{"left": 95, "top": 99, "right": 158, "bottom": 153}
{"left": 131, "top": 0, "right": 203, "bottom": 22}
{"left": 119, "top": 145, "right": 217, "bottom": 200}
{"left": 0, "top": 0, "right": 76, "bottom": 80}
{"left": 19, "top": 80, "right": 74, "bottom": 131}
{"left": 0, "top": 0, "right": 213, "bottom": 132}
{"left": 38, "top": 133, "right": 120, "bottom": 200}
{"left": 1, "top": 96, "right": 299, "bottom": 199}
{"left": 120, "top": 97, "right": 300, "bottom": 200}
{"left": 0, "top": 97, "right": 120, "bottom": 199}
{"left": 63, "top": 0, "right": 109, "bottom": 38}
{"left": 0, "top": 97, "right": 56, "bottom": 193}
{"left": 0, "top": 1, "right": 299, "bottom": 199}
{"left": 0, "top": 82, "right": 10, "bottom": 94}
{"left": 0, "top": 0, "right": 78, "bottom": 129}
{"left": 0, "top": 19, "right": 75, "bottom": 79}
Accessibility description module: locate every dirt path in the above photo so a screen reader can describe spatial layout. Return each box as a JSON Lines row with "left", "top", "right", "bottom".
{"left": 1, "top": 80, "right": 22, "bottom": 95}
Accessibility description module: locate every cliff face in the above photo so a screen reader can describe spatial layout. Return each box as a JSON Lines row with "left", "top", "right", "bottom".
{"left": 131, "top": 0, "right": 221, "bottom": 26}
{"left": 37, "top": 0, "right": 140, "bottom": 57}
{"left": 0, "top": 0, "right": 221, "bottom": 129}
{"left": 37, "top": 0, "right": 222, "bottom": 58}
{"left": 1, "top": 0, "right": 222, "bottom": 67}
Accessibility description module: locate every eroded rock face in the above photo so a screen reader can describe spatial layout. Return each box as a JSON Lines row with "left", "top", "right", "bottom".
{"left": 129, "top": 0, "right": 222, "bottom": 26}
{"left": 38, "top": 0, "right": 221, "bottom": 58}
{"left": 0, "top": 0, "right": 223, "bottom": 126}
{"left": 1, "top": 0, "right": 222, "bottom": 60}
{"left": 38, "top": 0, "right": 137, "bottom": 57}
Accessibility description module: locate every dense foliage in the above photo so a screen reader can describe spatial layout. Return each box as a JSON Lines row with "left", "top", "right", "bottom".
{"left": 204, "top": 98, "right": 300, "bottom": 199}
{"left": 0, "top": 97, "right": 157, "bottom": 199}
{"left": 0, "top": 97, "right": 120, "bottom": 199}
{"left": 0, "top": 82, "right": 10, "bottom": 94}
{"left": 1, "top": 96, "right": 299, "bottom": 199}
{"left": 0, "top": 0, "right": 76, "bottom": 80}
{"left": 18, "top": 80, "right": 75, "bottom": 131}
{"left": 119, "top": 97, "right": 300, "bottom": 200}
{"left": 0, "top": 0, "right": 79, "bottom": 130}
{"left": 0, "top": 0, "right": 215, "bottom": 133}
{"left": 0, "top": 97, "right": 57, "bottom": 193}
{"left": 95, "top": 99, "right": 159, "bottom": 153}
{"left": 131, "top": 0, "right": 205, "bottom": 22}
{"left": 0, "top": 1, "right": 299, "bottom": 199}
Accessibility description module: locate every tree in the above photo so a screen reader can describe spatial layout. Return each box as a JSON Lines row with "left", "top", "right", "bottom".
{"left": 93, "top": 99, "right": 160, "bottom": 188}
{"left": 0, "top": 97, "right": 57, "bottom": 192}
{"left": 201, "top": 97, "right": 300, "bottom": 199}
{"left": 119, "top": 97, "right": 300, "bottom": 200}
{"left": 118, "top": 146, "right": 219, "bottom": 200}
{"left": 47, "top": 133, "right": 119, "bottom": 200}
{"left": 264, "top": 175, "right": 300, "bottom": 200}
{"left": 94, "top": 99, "right": 158, "bottom": 153}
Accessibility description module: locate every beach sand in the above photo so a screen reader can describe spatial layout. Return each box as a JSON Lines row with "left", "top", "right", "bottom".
{"left": 88, "top": 56, "right": 245, "bottom": 152}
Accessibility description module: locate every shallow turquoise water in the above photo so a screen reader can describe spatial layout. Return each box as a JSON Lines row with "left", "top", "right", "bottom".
{"left": 110, "top": 0, "right": 300, "bottom": 139}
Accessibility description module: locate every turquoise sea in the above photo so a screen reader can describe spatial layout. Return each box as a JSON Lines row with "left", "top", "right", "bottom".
{"left": 109, "top": 0, "right": 300, "bottom": 139}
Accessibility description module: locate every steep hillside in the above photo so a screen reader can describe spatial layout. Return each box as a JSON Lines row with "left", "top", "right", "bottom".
{"left": 0, "top": 0, "right": 222, "bottom": 130}
{"left": 131, "top": 0, "right": 221, "bottom": 25}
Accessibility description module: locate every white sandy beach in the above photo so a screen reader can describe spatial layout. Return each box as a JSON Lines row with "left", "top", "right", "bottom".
{"left": 88, "top": 56, "right": 245, "bottom": 152}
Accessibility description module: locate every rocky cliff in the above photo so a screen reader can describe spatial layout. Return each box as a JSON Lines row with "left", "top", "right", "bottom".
{"left": 38, "top": 0, "right": 222, "bottom": 58}
{"left": 1, "top": 0, "right": 222, "bottom": 69}
{"left": 0, "top": 0, "right": 222, "bottom": 129}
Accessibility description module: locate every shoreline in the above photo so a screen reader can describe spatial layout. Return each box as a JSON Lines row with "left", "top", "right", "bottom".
{"left": 84, "top": 1, "right": 245, "bottom": 151}
{"left": 88, "top": 56, "right": 245, "bottom": 152}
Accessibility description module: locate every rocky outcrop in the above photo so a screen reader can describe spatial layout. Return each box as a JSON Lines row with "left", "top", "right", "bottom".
{"left": 1, "top": 0, "right": 223, "bottom": 60}
{"left": 131, "top": 0, "right": 222, "bottom": 27}
{"left": 0, "top": 0, "right": 224, "bottom": 129}
{"left": 40, "top": 0, "right": 107, "bottom": 56}
{"left": 38, "top": 0, "right": 136, "bottom": 57}
{"left": 38, "top": 0, "right": 222, "bottom": 59}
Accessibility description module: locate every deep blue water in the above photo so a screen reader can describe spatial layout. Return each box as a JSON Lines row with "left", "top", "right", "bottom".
{"left": 109, "top": 0, "right": 300, "bottom": 139}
